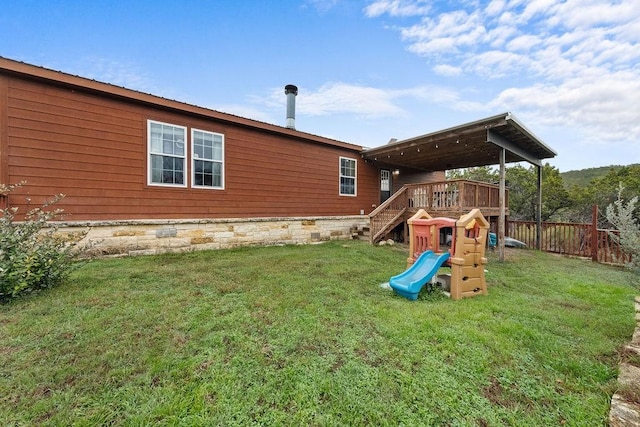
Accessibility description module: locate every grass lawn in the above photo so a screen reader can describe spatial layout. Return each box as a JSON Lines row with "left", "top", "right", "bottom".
{"left": 1, "top": 241, "right": 638, "bottom": 426}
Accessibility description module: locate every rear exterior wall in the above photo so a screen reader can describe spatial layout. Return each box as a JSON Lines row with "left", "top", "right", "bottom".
{"left": 0, "top": 75, "right": 379, "bottom": 221}
{"left": 392, "top": 169, "right": 446, "bottom": 193}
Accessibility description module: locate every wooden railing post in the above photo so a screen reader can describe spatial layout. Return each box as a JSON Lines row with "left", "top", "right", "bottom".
{"left": 591, "top": 204, "right": 598, "bottom": 262}
{"left": 474, "top": 183, "right": 479, "bottom": 208}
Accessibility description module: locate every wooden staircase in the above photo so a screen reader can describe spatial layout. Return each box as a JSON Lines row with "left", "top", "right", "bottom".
{"left": 368, "top": 187, "right": 408, "bottom": 243}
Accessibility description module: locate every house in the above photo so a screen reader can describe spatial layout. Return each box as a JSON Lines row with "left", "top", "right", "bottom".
{"left": 0, "top": 57, "right": 555, "bottom": 256}
{"left": 0, "top": 57, "right": 431, "bottom": 254}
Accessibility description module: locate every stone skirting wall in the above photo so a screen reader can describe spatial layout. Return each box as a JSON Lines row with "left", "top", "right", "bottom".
{"left": 609, "top": 296, "right": 640, "bottom": 426}
{"left": 55, "top": 216, "right": 370, "bottom": 257}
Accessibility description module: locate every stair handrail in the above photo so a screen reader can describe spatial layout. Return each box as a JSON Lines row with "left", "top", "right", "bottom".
{"left": 369, "top": 186, "right": 409, "bottom": 243}
{"left": 369, "top": 185, "right": 408, "bottom": 217}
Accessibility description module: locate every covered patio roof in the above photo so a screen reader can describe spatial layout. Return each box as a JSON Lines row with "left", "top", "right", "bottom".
{"left": 361, "top": 112, "right": 556, "bottom": 171}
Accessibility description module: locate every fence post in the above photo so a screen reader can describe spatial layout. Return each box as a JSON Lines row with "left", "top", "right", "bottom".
{"left": 536, "top": 166, "right": 542, "bottom": 250}
{"left": 591, "top": 205, "right": 598, "bottom": 262}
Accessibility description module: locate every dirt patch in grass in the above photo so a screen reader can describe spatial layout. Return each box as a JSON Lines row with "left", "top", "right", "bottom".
{"left": 483, "top": 377, "right": 513, "bottom": 408}
{"left": 482, "top": 376, "right": 543, "bottom": 411}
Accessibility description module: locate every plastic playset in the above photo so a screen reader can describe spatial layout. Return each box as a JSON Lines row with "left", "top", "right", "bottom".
{"left": 389, "top": 208, "right": 489, "bottom": 301}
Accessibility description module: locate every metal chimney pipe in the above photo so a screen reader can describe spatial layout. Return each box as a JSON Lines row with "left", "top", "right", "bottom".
{"left": 284, "top": 84, "right": 298, "bottom": 129}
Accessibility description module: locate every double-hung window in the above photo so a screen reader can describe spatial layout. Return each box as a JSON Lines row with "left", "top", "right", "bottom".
{"left": 339, "top": 157, "right": 357, "bottom": 196}
{"left": 192, "top": 129, "right": 224, "bottom": 189}
{"left": 148, "top": 120, "right": 187, "bottom": 187}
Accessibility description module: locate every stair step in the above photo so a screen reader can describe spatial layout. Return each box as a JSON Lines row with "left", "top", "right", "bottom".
{"left": 351, "top": 225, "right": 371, "bottom": 241}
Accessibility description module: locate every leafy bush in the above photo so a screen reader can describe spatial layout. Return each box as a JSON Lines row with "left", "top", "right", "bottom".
{"left": 0, "top": 182, "right": 86, "bottom": 302}
{"left": 606, "top": 184, "right": 640, "bottom": 274}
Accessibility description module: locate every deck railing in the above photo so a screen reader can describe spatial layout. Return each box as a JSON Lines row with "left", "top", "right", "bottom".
{"left": 507, "top": 220, "right": 631, "bottom": 266}
{"left": 450, "top": 179, "right": 505, "bottom": 210}
{"left": 369, "top": 180, "right": 505, "bottom": 243}
{"left": 507, "top": 221, "right": 592, "bottom": 256}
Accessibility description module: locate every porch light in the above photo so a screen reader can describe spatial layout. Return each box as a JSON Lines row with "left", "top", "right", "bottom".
{"left": 393, "top": 169, "right": 400, "bottom": 175}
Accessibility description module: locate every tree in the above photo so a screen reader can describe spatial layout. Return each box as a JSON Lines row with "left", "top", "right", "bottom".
{"left": 447, "top": 163, "right": 571, "bottom": 221}
{"left": 446, "top": 166, "right": 499, "bottom": 183}
{"left": 605, "top": 184, "right": 640, "bottom": 274}
{"left": 505, "top": 163, "right": 571, "bottom": 221}
{"left": 563, "top": 165, "right": 640, "bottom": 226}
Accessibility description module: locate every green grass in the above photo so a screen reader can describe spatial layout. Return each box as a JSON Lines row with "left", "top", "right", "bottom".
{"left": 1, "top": 241, "right": 637, "bottom": 426}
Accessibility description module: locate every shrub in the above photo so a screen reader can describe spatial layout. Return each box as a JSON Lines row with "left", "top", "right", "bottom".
{"left": 605, "top": 183, "right": 640, "bottom": 274}
{"left": 0, "top": 182, "right": 86, "bottom": 302}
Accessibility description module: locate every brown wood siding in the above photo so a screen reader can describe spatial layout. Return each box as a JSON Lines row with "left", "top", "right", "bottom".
{"left": 4, "top": 75, "right": 379, "bottom": 220}
{"left": 0, "top": 76, "right": 8, "bottom": 210}
{"left": 391, "top": 169, "right": 446, "bottom": 193}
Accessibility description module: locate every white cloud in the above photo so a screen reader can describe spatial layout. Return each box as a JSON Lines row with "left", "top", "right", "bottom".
{"left": 463, "top": 50, "right": 534, "bottom": 79}
{"left": 407, "top": 38, "right": 458, "bottom": 55}
{"left": 486, "top": 24, "right": 518, "bottom": 49}
{"left": 484, "top": 0, "right": 506, "bottom": 18}
{"left": 549, "top": 0, "right": 640, "bottom": 29}
{"left": 505, "top": 34, "right": 541, "bottom": 52}
{"left": 402, "top": 10, "right": 484, "bottom": 41}
{"left": 364, "top": 0, "right": 640, "bottom": 164}
{"left": 409, "top": 85, "right": 462, "bottom": 105}
{"left": 518, "top": 0, "right": 557, "bottom": 24}
{"left": 400, "top": 10, "right": 487, "bottom": 55}
{"left": 75, "top": 57, "right": 155, "bottom": 93}
{"left": 433, "top": 64, "right": 462, "bottom": 76}
{"left": 364, "top": 0, "right": 431, "bottom": 18}
{"left": 298, "top": 83, "right": 406, "bottom": 117}
{"left": 255, "top": 83, "right": 407, "bottom": 119}
{"left": 304, "top": 0, "right": 339, "bottom": 14}
{"left": 246, "top": 81, "right": 487, "bottom": 124}
{"left": 490, "top": 71, "right": 640, "bottom": 143}
{"left": 210, "top": 104, "right": 277, "bottom": 125}
{"left": 299, "top": 82, "right": 491, "bottom": 117}
{"left": 614, "top": 18, "right": 640, "bottom": 44}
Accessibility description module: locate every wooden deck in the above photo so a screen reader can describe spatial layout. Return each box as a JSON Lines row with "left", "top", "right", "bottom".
{"left": 369, "top": 180, "right": 507, "bottom": 243}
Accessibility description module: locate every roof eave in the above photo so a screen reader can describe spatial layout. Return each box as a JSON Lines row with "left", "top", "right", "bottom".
{"left": 362, "top": 112, "right": 512, "bottom": 155}
{"left": 504, "top": 112, "right": 557, "bottom": 158}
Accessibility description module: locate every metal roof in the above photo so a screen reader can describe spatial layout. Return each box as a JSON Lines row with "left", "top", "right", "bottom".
{"left": 361, "top": 112, "right": 557, "bottom": 171}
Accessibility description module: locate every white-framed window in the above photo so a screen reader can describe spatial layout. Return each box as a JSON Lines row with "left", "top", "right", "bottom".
{"left": 192, "top": 129, "right": 224, "bottom": 189}
{"left": 339, "top": 156, "right": 357, "bottom": 196}
{"left": 148, "top": 120, "right": 187, "bottom": 187}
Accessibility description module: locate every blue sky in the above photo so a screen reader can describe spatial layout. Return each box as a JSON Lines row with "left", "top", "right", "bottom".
{"left": 1, "top": 0, "right": 639, "bottom": 172}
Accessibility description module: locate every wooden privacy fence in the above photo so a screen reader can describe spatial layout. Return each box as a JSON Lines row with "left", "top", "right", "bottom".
{"left": 507, "top": 206, "right": 631, "bottom": 266}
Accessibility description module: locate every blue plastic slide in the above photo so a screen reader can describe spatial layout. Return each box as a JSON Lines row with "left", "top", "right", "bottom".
{"left": 389, "top": 250, "right": 451, "bottom": 300}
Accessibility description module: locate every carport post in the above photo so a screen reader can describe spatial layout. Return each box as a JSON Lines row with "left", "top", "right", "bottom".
{"left": 536, "top": 165, "right": 542, "bottom": 250}
{"left": 499, "top": 148, "right": 506, "bottom": 262}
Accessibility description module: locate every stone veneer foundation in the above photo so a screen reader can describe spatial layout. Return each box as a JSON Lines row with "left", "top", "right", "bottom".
{"left": 55, "top": 216, "right": 370, "bottom": 257}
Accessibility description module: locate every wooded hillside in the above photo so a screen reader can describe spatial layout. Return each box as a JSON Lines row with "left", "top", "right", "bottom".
{"left": 561, "top": 164, "right": 639, "bottom": 188}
